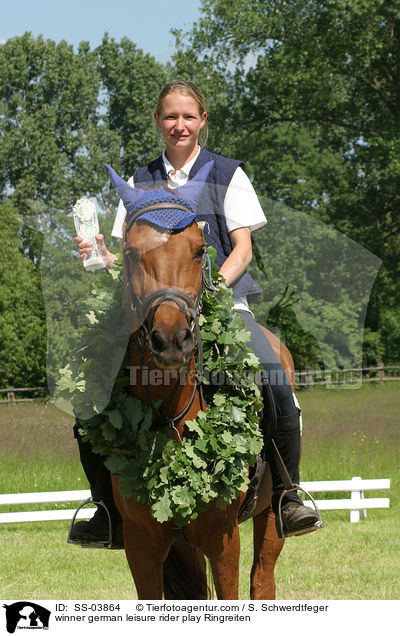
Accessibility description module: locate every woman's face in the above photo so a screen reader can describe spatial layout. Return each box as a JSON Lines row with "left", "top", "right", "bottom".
{"left": 154, "top": 91, "right": 207, "bottom": 154}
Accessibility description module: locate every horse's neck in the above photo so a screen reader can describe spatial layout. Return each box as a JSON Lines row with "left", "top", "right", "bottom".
{"left": 129, "top": 349, "right": 201, "bottom": 440}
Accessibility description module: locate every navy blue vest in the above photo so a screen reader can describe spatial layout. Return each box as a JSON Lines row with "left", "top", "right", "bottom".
{"left": 134, "top": 147, "right": 261, "bottom": 301}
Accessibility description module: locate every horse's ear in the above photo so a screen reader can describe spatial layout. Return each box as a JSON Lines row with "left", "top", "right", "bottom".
{"left": 175, "top": 161, "right": 214, "bottom": 206}
{"left": 104, "top": 164, "right": 143, "bottom": 210}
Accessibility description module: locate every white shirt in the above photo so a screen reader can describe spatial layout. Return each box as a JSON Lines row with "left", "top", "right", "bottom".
{"left": 111, "top": 149, "right": 267, "bottom": 311}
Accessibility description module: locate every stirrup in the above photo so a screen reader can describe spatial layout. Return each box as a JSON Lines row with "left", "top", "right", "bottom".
{"left": 276, "top": 485, "right": 324, "bottom": 539}
{"left": 67, "top": 497, "right": 113, "bottom": 549}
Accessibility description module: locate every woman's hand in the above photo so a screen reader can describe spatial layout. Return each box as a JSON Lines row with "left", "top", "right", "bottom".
{"left": 219, "top": 227, "right": 252, "bottom": 287}
{"left": 74, "top": 234, "right": 117, "bottom": 268}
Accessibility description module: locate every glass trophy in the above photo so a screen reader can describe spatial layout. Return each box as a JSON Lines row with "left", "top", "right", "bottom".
{"left": 72, "top": 198, "right": 106, "bottom": 271}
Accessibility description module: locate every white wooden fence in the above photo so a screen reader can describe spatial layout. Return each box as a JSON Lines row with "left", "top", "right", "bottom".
{"left": 0, "top": 477, "right": 390, "bottom": 525}
{"left": 301, "top": 477, "right": 390, "bottom": 522}
{"left": 0, "top": 490, "right": 93, "bottom": 524}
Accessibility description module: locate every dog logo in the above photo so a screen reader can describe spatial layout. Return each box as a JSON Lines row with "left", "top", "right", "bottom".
{"left": 3, "top": 602, "right": 50, "bottom": 633}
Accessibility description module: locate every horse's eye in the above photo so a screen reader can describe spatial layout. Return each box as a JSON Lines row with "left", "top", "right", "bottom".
{"left": 125, "top": 247, "right": 140, "bottom": 263}
{"left": 194, "top": 245, "right": 206, "bottom": 260}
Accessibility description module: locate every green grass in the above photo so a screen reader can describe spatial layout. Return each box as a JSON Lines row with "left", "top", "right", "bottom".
{"left": 0, "top": 383, "right": 399, "bottom": 599}
{"left": 1, "top": 522, "right": 134, "bottom": 599}
{"left": 239, "top": 516, "right": 400, "bottom": 599}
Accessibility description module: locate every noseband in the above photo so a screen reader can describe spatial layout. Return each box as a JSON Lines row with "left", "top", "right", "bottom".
{"left": 123, "top": 206, "right": 209, "bottom": 432}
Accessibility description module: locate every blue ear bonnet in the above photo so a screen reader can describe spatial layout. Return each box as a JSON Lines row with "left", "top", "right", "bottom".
{"left": 104, "top": 161, "right": 214, "bottom": 232}
{"left": 127, "top": 188, "right": 196, "bottom": 231}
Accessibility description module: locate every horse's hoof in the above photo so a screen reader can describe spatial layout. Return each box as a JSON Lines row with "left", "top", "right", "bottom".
{"left": 275, "top": 503, "right": 323, "bottom": 538}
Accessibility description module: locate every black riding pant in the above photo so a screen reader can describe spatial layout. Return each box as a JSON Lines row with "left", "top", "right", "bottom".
{"left": 235, "top": 310, "right": 296, "bottom": 417}
{"left": 236, "top": 310, "right": 301, "bottom": 509}
{"left": 73, "top": 423, "right": 121, "bottom": 523}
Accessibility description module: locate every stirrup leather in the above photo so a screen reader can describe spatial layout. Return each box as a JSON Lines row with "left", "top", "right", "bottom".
{"left": 67, "top": 497, "right": 113, "bottom": 549}
{"left": 276, "top": 485, "right": 324, "bottom": 538}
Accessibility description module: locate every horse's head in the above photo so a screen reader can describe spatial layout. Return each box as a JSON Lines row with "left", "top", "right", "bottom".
{"left": 124, "top": 210, "right": 205, "bottom": 368}
{"left": 105, "top": 161, "right": 213, "bottom": 369}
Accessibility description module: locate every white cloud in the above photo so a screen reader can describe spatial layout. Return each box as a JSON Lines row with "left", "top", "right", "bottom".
{"left": 0, "top": 38, "right": 6, "bottom": 45}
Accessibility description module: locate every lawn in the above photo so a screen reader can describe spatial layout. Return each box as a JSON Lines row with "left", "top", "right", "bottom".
{"left": 0, "top": 382, "right": 398, "bottom": 599}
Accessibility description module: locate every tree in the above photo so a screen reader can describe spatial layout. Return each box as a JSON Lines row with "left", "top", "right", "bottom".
{"left": 0, "top": 202, "right": 46, "bottom": 388}
{"left": 0, "top": 33, "right": 169, "bottom": 389}
{"left": 247, "top": 199, "right": 381, "bottom": 371}
{"left": 97, "top": 34, "right": 168, "bottom": 176}
{"left": 172, "top": 0, "right": 400, "bottom": 366}
{"left": 0, "top": 33, "right": 119, "bottom": 262}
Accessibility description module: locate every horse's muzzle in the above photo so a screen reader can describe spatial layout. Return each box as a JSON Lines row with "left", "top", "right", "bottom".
{"left": 150, "top": 325, "right": 194, "bottom": 369}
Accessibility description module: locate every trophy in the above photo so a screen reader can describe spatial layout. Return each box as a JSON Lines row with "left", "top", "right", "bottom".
{"left": 72, "top": 198, "right": 106, "bottom": 271}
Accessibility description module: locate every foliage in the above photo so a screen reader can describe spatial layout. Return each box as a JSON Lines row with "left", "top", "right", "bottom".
{"left": 0, "top": 33, "right": 166, "bottom": 389}
{"left": 0, "top": 202, "right": 46, "bottom": 388}
{"left": 97, "top": 34, "right": 168, "bottom": 176}
{"left": 172, "top": 0, "right": 400, "bottom": 367}
{"left": 248, "top": 201, "right": 381, "bottom": 371}
{"left": 40, "top": 210, "right": 126, "bottom": 397}
{"left": 53, "top": 254, "right": 130, "bottom": 416}
{"left": 0, "top": 32, "right": 167, "bottom": 259}
{"left": 1, "top": 5, "right": 399, "bottom": 390}
{"left": 0, "top": 34, "right": 118, "bottom": 261}
{"left": 57, "top": 248, "right": 263, "bottom": 526}
{"left": 379, "top": 306, "right": 400, "bottom": 364}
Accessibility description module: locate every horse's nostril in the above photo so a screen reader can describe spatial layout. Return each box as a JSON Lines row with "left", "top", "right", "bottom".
{"left": 150, "top": 328, "right": 169, "bottom": 353}
{"left": 175, "top": 327, "right": 194, "bottom": 354}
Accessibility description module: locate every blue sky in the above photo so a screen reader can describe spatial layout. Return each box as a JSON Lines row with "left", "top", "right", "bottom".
{"left": 1, "top": 0, "right": 202, "bottom": 62}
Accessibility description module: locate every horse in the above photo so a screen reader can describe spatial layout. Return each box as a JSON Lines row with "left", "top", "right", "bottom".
{"left": 102, "top": 161, "right": 296, "bottom": 599}
{"left": 106, "top": 210, "right": 299, "bottom": 601}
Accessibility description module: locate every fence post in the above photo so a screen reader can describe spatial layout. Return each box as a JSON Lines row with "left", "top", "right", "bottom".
{"left": 350, "top": 476, "right": 366, "bottom": 522}
{"left": 306, "top": 369, "right": 314, "bottom": 391}
{"left": 324, "top": 370, "right": 332, "bottom": 388}
{"left": 378, "top": 362, "right": 384, "bottom": 386}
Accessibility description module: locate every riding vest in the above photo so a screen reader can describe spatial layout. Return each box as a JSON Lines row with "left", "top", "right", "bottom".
{"left": 134, "top": 147, "right": 261, "bottom": 302}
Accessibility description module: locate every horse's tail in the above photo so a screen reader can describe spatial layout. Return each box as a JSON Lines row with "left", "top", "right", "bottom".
{"left": 163, "top": 543, "right": 209, "bottom": 600}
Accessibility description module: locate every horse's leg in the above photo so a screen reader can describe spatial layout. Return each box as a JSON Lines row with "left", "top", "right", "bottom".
{"left": 112, "top": 477, "right": 171, "bottom": 599}
{"left": 187, "top": 500, "right": 242, "bottom": 600}
{"left": 163, "top": 544, "right": 208, "bottom": 600}
{"left": 251, "top": 504, "right": 284, "bottom": 600}
{"left": 206, "top": 527, "right": 240, "bottom": 600}
{"left": 121, "top": 516, "right": 170, "bottom": 599}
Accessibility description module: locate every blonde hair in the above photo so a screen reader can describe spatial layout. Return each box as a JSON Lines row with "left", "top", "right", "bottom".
{"left": 155, "top": 80, "right": 209, "bottom": 146}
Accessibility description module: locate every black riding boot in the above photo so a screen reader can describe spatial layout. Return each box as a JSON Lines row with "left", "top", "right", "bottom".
{"left": 69, "top": 423, "right": 123, "bottom": 548}
{"left": 269, "top": 409, "right": 321, "bottom": 538}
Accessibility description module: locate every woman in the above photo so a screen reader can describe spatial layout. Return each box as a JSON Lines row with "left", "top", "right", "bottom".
{"left": 73, "top": 80, "right": 321, "bottom": 544}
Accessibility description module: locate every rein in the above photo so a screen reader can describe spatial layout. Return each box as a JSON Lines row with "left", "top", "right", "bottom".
{"left": 124, "top": 213, "right": 208, "bottom": 436}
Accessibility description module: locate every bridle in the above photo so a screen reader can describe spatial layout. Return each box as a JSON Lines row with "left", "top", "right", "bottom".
{"left": 123, "top": 206, "right": 214, "bottom": 437}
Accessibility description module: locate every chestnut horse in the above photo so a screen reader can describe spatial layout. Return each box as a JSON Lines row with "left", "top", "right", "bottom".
{"left": 110, "top": 212, "right": 296, "bottom": 601}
